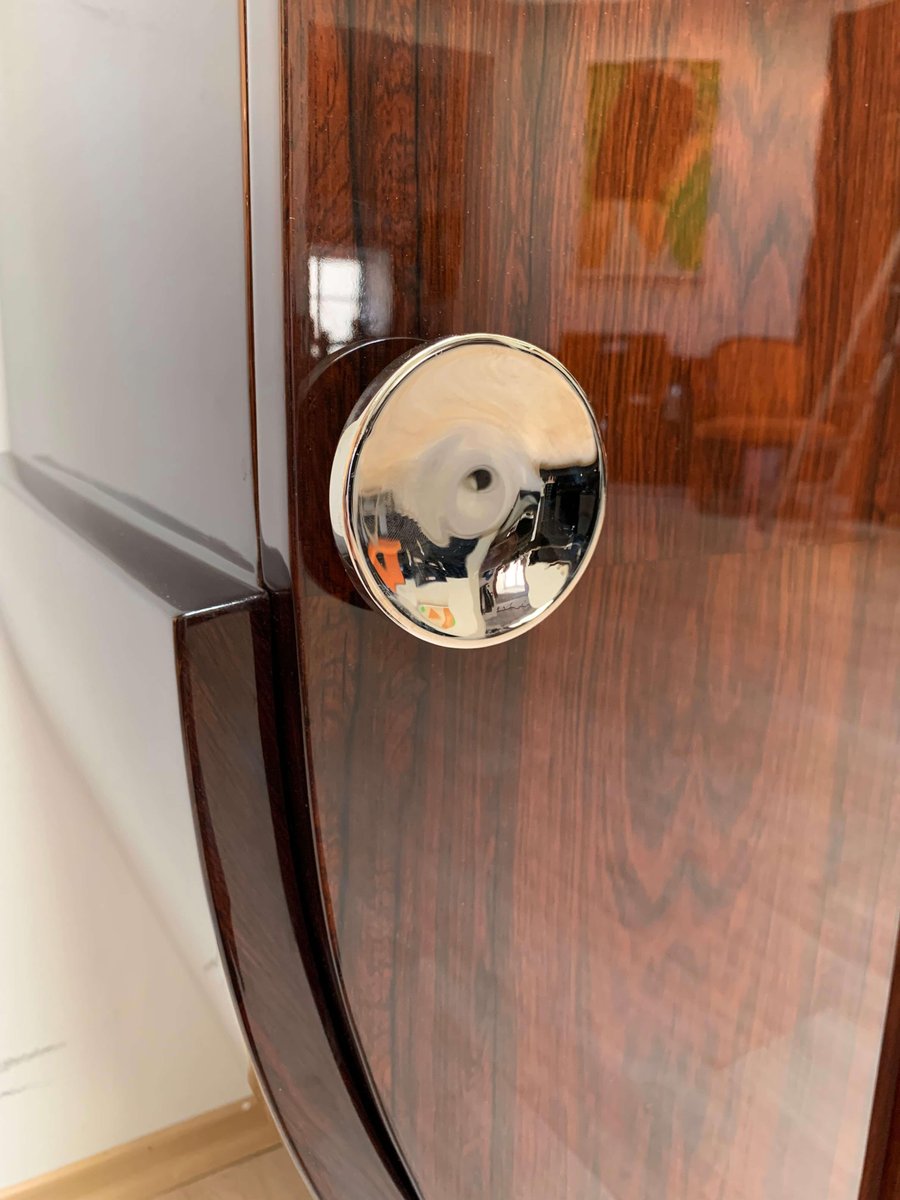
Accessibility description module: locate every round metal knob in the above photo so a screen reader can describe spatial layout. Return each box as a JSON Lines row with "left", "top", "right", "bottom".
{"left": 329, "top": 334, "right": 606, "bottom": 647}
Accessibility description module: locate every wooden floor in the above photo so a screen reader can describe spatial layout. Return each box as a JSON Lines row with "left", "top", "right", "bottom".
{"left": 157, "top": 1149, "right": 311, "bottom": 1200}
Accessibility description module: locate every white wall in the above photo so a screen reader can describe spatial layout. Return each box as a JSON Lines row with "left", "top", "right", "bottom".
{"left": 0, "top": 0, "right": 258, "bottom": 569}
{"left": 0, "top": 0, "right": 264, "bottom": 1185}
{"left": 0, "top": 624, "right": 249, "bottom": 1187}
{"left": 0, "top": 306, "right": 249, "bottom": 1192}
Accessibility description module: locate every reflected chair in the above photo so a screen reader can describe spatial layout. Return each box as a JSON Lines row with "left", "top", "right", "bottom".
{"left": 689, "top": 337, "right": 840, "bottom": 520}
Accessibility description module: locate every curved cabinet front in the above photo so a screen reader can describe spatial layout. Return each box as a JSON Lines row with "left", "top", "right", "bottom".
{"left": 272, "top": 3, "right": 900, "bottom": 1200}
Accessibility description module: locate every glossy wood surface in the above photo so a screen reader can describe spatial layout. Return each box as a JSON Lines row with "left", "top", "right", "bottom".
{"left": 176, "top": 596, "right": 423, "bottom": 1200}
{"left": 284, "top": 2, "right": 900, "bottom": 1199}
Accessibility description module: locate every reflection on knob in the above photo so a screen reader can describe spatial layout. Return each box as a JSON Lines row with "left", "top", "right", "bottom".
{"left": 329, "top": 334, "right": 607, "bottom": 647}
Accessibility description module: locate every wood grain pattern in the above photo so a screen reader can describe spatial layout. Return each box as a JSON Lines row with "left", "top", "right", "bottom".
{"left": 0, "top": 1099, "right": 279, "bottom": 1200}
{"left": 282, "top": 2, "right": 900, "bottom": 1199}
{"left": 176, "top": 599, "right": 418, "bottom": 1200}
{"left": 157, "top": 1148, "right": 308, "bottom": 1200}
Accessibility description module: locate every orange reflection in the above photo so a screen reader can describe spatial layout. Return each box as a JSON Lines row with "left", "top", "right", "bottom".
{"left": 367, "top": 537, "right": 405, "bottom": 592}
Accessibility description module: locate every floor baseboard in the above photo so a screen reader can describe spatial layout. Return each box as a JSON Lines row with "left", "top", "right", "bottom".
{"left": 0, "top": 1096, "right": 282, "bottom": 1200}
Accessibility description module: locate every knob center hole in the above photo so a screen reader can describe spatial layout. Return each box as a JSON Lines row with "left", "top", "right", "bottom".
{"left": 464, "top": 467, "right": 494, "bottom": 493}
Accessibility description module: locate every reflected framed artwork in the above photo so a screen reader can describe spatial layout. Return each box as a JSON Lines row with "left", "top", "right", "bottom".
{"left": 580, "top": 59, "right": 720, "bottom": 278}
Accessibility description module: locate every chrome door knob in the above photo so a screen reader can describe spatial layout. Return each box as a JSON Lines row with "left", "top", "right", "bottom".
{"left": 329, "top": 334, "right": 606, "bottom": 647}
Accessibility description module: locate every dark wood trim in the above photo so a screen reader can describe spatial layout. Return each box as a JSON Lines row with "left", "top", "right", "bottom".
{"left": 175, "top": 594, "right": 418, "bottom": 1200}
{"left": 861, "top": 932, "right": 900, "bottom": 1200}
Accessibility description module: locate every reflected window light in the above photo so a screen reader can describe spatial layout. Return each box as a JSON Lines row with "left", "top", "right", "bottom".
{"left": 308, "top": 249, "right": 393, "bottom": 353}
{"left": 495, "top": 559, "right": 527, "bottom": 595}
{"left": 309, "top": 254, "right": 362, "bottom": 348}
